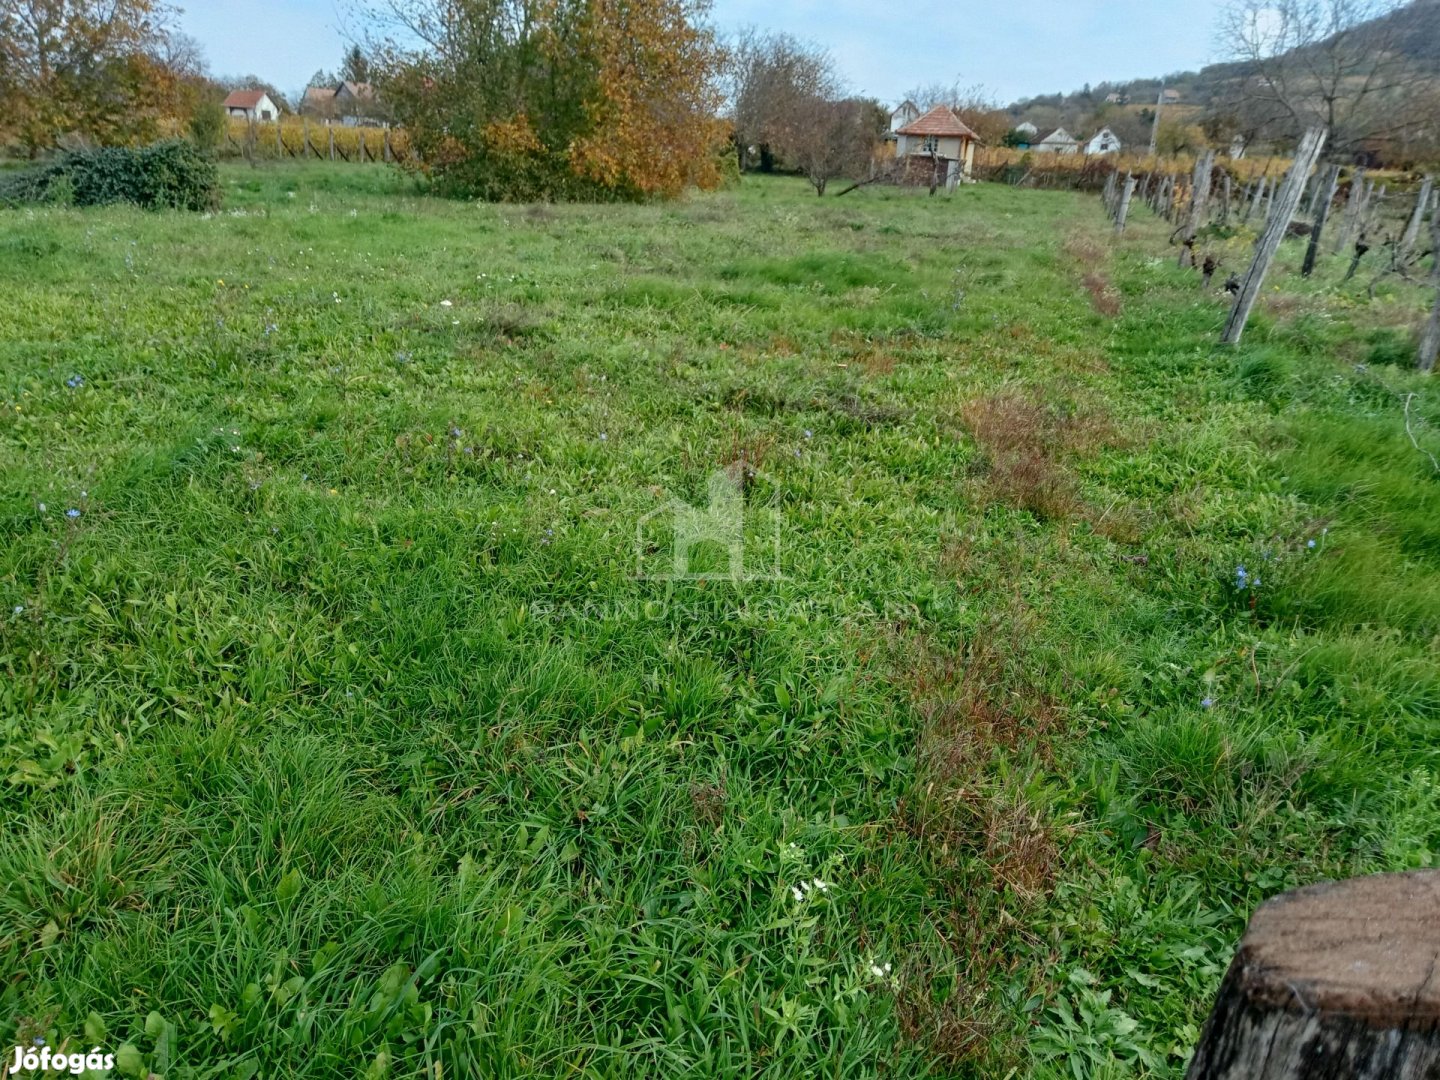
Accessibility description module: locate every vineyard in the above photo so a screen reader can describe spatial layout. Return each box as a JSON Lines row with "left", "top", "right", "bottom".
{"left": 218, "top": 118, "right": 411, "bottom": 164}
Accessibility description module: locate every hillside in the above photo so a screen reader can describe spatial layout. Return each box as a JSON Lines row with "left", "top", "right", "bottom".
{"left": 1007, "top": 0, "right": 1440, "bottom": 154}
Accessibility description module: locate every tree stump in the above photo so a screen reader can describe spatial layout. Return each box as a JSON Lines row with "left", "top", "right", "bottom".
{"left": 1187, "top": 870, "right": 1440, "bottom": 1079}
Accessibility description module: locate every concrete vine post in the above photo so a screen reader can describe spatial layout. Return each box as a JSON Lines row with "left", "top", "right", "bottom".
{"left": 1400, "top": 177, "right": 1432, "bottom": 259}
{"left": 1221, "top": 126, "right": 1326, "bottom": 346}
{"left": 1116, "top": 173, "right": 1136, "bottom": 234}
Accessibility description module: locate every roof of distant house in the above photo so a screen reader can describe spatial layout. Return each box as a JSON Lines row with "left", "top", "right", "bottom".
{"left": 895, "top": 105, "right": 979, "bottom": 139}
{"left": 303, "top": 86, "right": 336, "bottom": 103}
{"left": 222, "top": 89, "right": 269, "bottom": 109}
{"left": 337, "top": 81, "right": 376, "bottom": 100}
{"left": 1037, "top": 127, "right": 1079, "bottom": 145}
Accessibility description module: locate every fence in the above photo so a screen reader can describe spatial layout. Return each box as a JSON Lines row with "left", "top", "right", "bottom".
{"left": 220, "top": 118, "right": 412, "bottom": 164}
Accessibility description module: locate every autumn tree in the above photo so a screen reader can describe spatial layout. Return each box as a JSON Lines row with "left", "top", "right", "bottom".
{"left": 362, "top": 0, "right": 725, "bottom": 200}
{"left": 0, "top": 0, "right": 185, "bottom": 153}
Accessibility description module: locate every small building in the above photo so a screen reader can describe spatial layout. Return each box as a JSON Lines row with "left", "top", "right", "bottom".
{"left": 222, "top": 90, "right": 278, "bottom": 122}
{"left": 1162, "top": 88, "right": 1182, "bottom": 104}
{"left": 893, "top": 104, "right": 980, "bottom": 180}
{"left": 1085, "top": 127, "right": 1122, "bottom": 154}
{"left": 1033, "top": 127, "right": 1080, "bottom": 155}
{"left": 1104, "top": 92, "right": 1129, "bottom": 105}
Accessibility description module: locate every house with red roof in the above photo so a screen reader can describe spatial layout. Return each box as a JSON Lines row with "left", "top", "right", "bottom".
{"left": 892, "top": 104, "right": 980, "bottom": 180}
{"left": 222, "top": 90, "right": 279, "bottom": 122}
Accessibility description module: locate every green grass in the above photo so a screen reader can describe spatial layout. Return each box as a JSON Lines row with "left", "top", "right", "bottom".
{"left": 2, "top": 161, "right": 1438, "bottom": 1078}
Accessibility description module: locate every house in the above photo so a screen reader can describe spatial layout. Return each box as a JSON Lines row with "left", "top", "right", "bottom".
{"left": 1033, "top": 127, "right": 1080, "bottom": 155}
{"left": 1162, "top": 88, "right": 1181, "bottom": 104}
{"left": 301, "top": 85, "right": 337, "bottom": 119}
{"left": 893, "top": 104, "right": 980, "bottom": 181}
{"left": 222, "top": 90, "right": 278, "bottom": 122}
{"left": 334, "top": 81, "right": 382, "bottom": 126}
{"left": 889, "top": 100, "right": 920, "bottom": 134}
{"left": 1085, "top": 127, "right": 1122, "bottom": 154}
{"left": 1104, "top": 92, "right": 1128, "bottom": 105}
{"left": 1010, "top": 120, "right": 1038, "bottom": 149}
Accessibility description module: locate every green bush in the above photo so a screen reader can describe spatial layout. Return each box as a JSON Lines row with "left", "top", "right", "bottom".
{"left": 0, "top": 140, "right": 220, "bottom": 211}
{"left": 188, "top": 102, "right": 227, "bottom": 153}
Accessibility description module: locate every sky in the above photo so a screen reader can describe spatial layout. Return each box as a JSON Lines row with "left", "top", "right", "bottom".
{"left": 177, "top": 0, "right": 1232, "bottom": 105}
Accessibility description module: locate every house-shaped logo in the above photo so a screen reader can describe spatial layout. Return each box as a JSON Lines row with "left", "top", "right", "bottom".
{"left": 635, "top": 462, "right": 783, "bottom": 582}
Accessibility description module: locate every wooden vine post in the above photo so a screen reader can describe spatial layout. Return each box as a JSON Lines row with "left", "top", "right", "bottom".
{"left": 1186, "top": 870, "right": 1440, "bottom": 1078}
{"left": 1301, "top": 163, "right": 1342, "bottom": 278}
{"left": 1179, "top": 150, "right": 1216, "bottom": 267}
{"left": 1221, "top": 126, "right": 1326, "bottom": 346}
{"left": 1420, "top": 206, "right": 1440, "bottom": 372}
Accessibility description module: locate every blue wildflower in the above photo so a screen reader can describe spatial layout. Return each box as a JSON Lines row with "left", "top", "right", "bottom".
{"left": 65, "top": 374, "right": 83, "bottom": 388}
{"left": 1201, "top": 696, "right": 1214, "bottom": 708}
{"left": 66, "top": 508, "right": 80, "bottom": 519}
{"left": 1307, "top": 539, "right": 1316, "bottom": 549}
{"left": 1235, "top": 565, "right": 1249, "bottom": 590}
{"left": 803, "top": 429, "right": 813, "bottom": 439}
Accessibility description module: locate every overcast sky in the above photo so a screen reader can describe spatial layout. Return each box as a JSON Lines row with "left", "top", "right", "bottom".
{"left": 179, "top": 0, "right": 1231, "bottom": 104}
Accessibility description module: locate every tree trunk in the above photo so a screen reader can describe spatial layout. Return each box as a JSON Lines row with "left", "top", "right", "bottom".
{"left": 1222, "top": 126, "right": 1326, "bottom": 345}
{"left": 1186, "top": 870, "right": 1440, "bottom": 1079}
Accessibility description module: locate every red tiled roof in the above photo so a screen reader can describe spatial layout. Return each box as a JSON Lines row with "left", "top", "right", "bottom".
{"left": 895, "top": 105, "right": 979, "bottom": 139}
{"left": 222, "top": 90, "right": 267, "bottom": 109}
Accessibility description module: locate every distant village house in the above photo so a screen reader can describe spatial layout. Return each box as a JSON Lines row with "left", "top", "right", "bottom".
{"left": 301, "top": 81, "right": 386, "bottom": 126}
{"left": 1085, "top": 127, "right": 1122, "bottom": 154}
{"left": 222, "top": 90, "right": 278, "bottom": 122}
{"left": 1033, "top": 127, "right": 1080, "bottom": 155}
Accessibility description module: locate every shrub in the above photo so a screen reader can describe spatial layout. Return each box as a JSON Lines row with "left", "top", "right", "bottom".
{"left": 0, "top": 140, "right": 220, "bottom": 211}
{"left": 189, "top": 102, "right": 227, "bottom": 152}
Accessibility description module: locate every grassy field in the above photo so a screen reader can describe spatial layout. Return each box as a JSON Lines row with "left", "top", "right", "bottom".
{"left": 2, "top": 162, "right": 1438, "bottom": 1079}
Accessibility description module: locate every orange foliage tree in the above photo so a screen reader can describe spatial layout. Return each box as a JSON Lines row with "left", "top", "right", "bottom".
{"left": 366, "top": 0, "right": 726, "bottom": 200}
{"left": 0, "top": 0, "right": 192, "bottom": 153}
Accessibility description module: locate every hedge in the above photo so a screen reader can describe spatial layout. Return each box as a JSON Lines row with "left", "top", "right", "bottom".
{"left": 0, "top": 140, "right": 220, "bottom": 211}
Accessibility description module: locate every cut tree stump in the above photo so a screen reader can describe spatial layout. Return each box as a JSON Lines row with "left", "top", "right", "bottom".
{"left": 1187, "top": 870, "right": 1440, "bottom": 1079}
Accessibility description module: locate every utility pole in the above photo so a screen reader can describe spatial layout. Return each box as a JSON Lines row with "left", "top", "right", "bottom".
{"left": 1147, "top": 82, "right": 1164, "bottom": 156}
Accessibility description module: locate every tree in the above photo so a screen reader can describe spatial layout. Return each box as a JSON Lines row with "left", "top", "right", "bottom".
{"left": 785, "top": 95, "right": 877, "bottom": 195}
{"left": 727, "top": 29, "right": 837, "bottom": 171}
{"left": 361, "top": 0, "right": 726, "bottom": 200}
{"left": 0, "top": 0, "right": 180, "bottom": 153}
{"left": 340, "top": 44, "right": 370, "bottom": 84}
{"left": 1215, "top": 0, "right": 1440, "bottom": 157}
